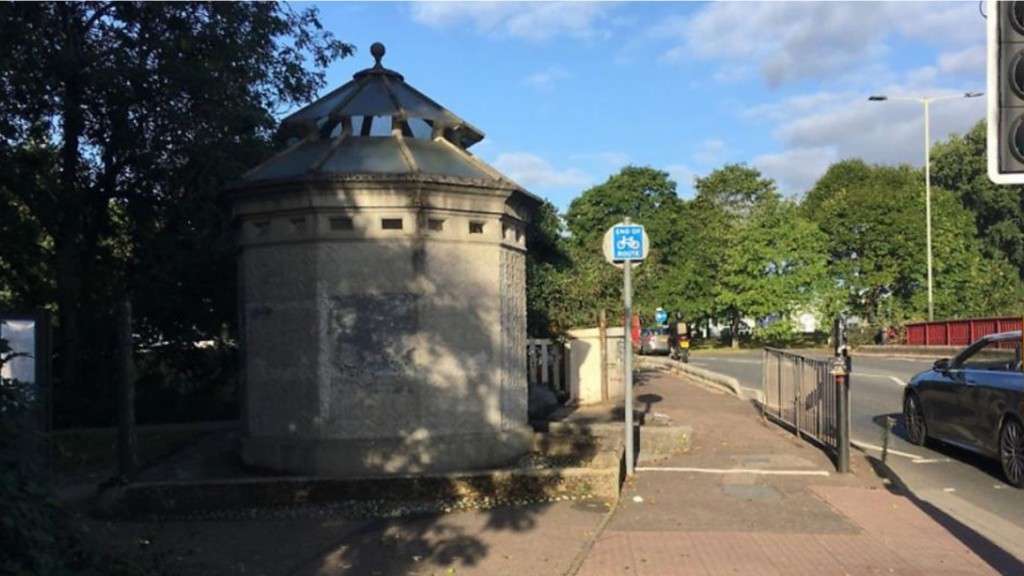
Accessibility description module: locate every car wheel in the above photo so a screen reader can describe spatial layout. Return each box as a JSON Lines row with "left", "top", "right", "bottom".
{"left": 904, "top": 393, "right": 928, "bottom": 446}
{"left": 1000, "top": 417, "right": 1024, "bottom": 488}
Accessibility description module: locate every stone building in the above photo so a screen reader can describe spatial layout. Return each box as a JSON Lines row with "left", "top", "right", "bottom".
{"left": 229, "top": 44, "right": 540, "bottom": 476}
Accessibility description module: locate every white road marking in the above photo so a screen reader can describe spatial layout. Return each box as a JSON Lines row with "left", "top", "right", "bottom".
{"left": 943, "top": 487, "right": 956, "bottom": 493}
{"left": 854, "top": 372, "right": 908, "bottom": 386}
{"left": 910, "top": 458, "right": 951, "bottom": 464}
{"left": 851, "top": 439, "right": 925, "bottom": 460}
{"left": 636, "top": 466, "right": 830, "bottom": 476}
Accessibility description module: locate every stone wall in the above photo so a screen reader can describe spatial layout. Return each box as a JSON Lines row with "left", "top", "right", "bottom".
{"left": 234, "top": 183, "right": 532, "bottom": 476}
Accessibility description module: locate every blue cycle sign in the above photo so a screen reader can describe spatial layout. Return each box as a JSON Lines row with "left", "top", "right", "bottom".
{"left": 603, "top": 221, "right": 649, "bottom": 266}
{"left": 602, "top": 219, "right": 648, "bottom": 477}
{"left": 613, "top": 225, "right": 644, "bottom": 260}
{"left": 655, "top": 308, "right": 668, "bottom": 324}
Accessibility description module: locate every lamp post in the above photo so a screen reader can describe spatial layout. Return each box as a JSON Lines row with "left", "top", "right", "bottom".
{"left": 868, "top": 92, "right": 984, "bottom": 321}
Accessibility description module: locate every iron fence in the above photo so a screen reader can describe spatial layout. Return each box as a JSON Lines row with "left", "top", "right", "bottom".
{"left": 761, "top": 348, "right": 839, "bottom": 452}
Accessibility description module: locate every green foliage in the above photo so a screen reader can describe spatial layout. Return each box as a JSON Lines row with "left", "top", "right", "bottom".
{"left": 931, "top": 120, "right": 1024, "bottom": 278}
{"left": 525, "top": 200, "right": 570, "bottom": 337}
{"left": 754, "top": 318, "right": 800, "bottom": 347}
{"left": 0, "top": 2, "right": 352, "bottom": 426}
{"left": 560, "top": 166, "right": 687, "bottom": 326}
{"left": 806, "top": 159, "right": 1023, "bottom": 325}
{"left": 694, "top": 163, "right": 778, "bottom": 216}
{"left": 808, "top": 161, "right": 926, "bottom": 323}
{"left": 715, "top": 195, "right": 827, "bottom": 343}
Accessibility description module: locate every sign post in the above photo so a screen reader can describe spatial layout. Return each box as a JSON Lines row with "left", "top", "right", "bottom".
{"left": 603, "top": 218, "right": 649, "bottom": 476}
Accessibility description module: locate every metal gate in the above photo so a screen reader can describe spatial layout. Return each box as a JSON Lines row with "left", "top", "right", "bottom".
{"left": 762, "top": 348, "right": 839, "bottom": 452}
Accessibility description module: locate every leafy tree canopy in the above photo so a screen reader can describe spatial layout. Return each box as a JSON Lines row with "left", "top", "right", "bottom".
{"left": 931, "top": 120, "right": 1024, "bottom": 278}
{"left": 0, "top": 2, "right": 353, "bottom": 425}
{"left": 806, "top": 159, "right": 1022, "bottom": 324}
{"left": 694, "top": 163, "right": 778, "bottom": 216}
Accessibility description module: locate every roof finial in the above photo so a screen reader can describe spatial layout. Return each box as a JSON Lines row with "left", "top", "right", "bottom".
{"left": 370, "top": 42, "right": 385, "bottom": 68}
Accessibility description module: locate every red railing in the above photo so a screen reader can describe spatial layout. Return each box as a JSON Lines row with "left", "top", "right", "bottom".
{"left": 905, "top": 317, "right": 1024, "bottom": 346}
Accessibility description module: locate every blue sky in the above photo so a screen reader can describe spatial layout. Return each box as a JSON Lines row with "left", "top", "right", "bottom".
{"left": 306, "top": 1, "right": 987, "bottom": 211}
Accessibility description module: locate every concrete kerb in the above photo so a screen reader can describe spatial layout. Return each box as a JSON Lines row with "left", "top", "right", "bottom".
{"left": 101, "top": 460, "right": 623, "bottom": 519}
{"left": 855, "top": 345, "right": 959, "bottom": 359}
{"left": 638, "top": 356, "right": 764, "bottom": 404}
{"left": 96, "top": 431, "right": 628, "bottom": 519}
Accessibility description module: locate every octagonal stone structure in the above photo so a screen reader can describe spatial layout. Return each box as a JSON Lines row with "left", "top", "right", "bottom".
{"left": 228, "top": 44, "right": 540, "bottom": 476}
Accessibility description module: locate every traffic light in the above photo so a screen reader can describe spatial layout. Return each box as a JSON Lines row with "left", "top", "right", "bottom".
{"left": 989, "top": 0, "right": 1024, "bottom": 184}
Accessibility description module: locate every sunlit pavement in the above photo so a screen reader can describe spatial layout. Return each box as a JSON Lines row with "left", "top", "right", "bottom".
{"left": 690, "top": 348, "right": 1024, "bottom": 561}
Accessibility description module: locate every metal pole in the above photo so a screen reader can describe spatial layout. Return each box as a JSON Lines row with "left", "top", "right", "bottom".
{"left": 623, "top": 217, "right": 635, "bottom": 477}
{"left": 794, "top": 357, "right": 802, "bottom": 440}
{"left": 924, "top": 98, "right": 934, "bottom": 322}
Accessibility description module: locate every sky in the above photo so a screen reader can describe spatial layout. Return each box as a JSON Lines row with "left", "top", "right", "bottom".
{"left": 306, "top": 1, "right": 988, "bottom": 211}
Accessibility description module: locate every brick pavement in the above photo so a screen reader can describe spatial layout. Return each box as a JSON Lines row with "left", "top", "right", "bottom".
{"left": 576, "top": 369, "right": 1021, "bottom": 576}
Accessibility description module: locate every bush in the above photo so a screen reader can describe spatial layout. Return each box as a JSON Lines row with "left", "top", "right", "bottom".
{"left": 754, "top": 319, "right": 799, "bottom": 347}
{"left": 1, "top": 338, "right": 159, "bottom": 575}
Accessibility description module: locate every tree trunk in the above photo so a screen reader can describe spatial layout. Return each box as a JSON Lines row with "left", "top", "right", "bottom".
{"left": 56, "top": 5, "right": 86, "bottom": 410}
{"left": 116, "top": 298, "right": 137, "bottom": 479}
{"left": 731, "top": 315, "right": 740, "bottom": 349}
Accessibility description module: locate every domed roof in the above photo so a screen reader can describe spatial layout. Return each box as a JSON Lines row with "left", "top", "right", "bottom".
{"left": 240, "top": 43, "right": 532, "bottom": 197}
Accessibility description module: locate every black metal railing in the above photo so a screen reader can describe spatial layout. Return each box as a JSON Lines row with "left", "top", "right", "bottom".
{"left": 762, "top": 348, "right": 840, "bottom": 454}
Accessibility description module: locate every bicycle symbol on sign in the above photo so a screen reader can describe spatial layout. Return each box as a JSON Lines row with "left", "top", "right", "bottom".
{"left": 616, "top": 236, "right": 640, "bottom": 251}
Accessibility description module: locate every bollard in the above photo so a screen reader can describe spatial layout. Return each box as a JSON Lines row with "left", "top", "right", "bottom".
{"left": 831, "top": 357, "right": 850, "bottom": 474}
{"left": 882, "top": 415, "right": 895, "bottom": 463}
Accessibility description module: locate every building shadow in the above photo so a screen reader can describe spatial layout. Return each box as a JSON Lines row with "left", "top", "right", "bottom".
{"left": 866, "top": 456, "right": 1024, "bottom": 575}
{"left": 875, "top": 412, "right": 1008, "bottom": 483}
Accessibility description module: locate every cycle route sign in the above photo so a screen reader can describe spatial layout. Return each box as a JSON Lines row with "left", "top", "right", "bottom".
{"left": 603, "top": 222, "right": 649, "bottom": 266}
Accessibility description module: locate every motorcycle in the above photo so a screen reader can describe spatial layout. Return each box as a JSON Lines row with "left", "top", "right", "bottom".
{"left": 670, "top": 321, "right": 690, "bottom": 363}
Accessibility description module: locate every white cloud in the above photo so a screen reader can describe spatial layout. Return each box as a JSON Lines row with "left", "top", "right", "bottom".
{"left": 693, "top": 139, "right": 726, "bottom": 166}
{"left": 410, "top": 2, "right": 611, "bottom": 41}
{"left": 659, "top": 2, "right": 984, "bottom": 87}
{"left": 749, "top": 86, "right": 984, "bottom": 193}
{"left": 774, "top": 89, "right": 984, "bottom": 165}
{"left": 523, "top": 67, "right": 570, "bottom": 91}
{"left": 938, "top": 45, "right": 986, "bottom": 76}
{"left": 753, "top": 147, "right": 837, "bottom": 196}
{"left": 492, "top": 152, "right": 592, "bottom": 189}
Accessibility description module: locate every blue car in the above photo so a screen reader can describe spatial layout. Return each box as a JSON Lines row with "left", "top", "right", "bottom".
{"left": 904, "top": 331, "right": 1024, "bottom": 487}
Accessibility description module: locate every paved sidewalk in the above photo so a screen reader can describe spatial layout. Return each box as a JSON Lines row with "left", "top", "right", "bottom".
{"left": 578, "top": 369, "right": 1023, "bottom": 575}
{"left": 84, "top": 369, "right": 1023, "bottom": 575}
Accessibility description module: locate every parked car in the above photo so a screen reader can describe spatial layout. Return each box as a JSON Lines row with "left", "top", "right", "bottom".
{"left": 903, "top": 331, "right": 1024, "bottom": 487}
{"left": 639, "top": 327, "right": 671, "bottom": 355}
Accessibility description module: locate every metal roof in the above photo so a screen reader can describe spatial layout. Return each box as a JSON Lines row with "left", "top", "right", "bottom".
{"left": 240, "top": 42, "right": 536, "bottom": 201}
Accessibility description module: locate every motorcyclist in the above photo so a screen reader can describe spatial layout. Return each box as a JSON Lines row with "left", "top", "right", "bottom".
{"left": 670, "top": 318, "right": 690, "bottom": 363}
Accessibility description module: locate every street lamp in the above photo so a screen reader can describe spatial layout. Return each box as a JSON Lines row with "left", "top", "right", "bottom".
{"left": 868, "top": 91, "right": 984, "bottom": 321}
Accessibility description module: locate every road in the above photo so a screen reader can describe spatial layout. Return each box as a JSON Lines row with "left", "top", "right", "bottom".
{"left": 689, "top": 348, "right": 1024, "bottom": 561}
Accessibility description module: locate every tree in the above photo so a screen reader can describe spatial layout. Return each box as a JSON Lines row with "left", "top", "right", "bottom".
{"left": 931, "top": 120, "right": 1024, "bottom": 278}
{"left": 807, "top": 159, "right": 1023, "bottom": 325}
{"left": 716, "top": 198, "right": 827, "bottom": 346}
{"left": 0, "top": 3, "right": 353, "bottom": 425}
{"left": 693, "top": 163, "right": 778, "bottom": 217}
{"left": 525, "top": 200, "right": 571, "bottom": 337}
{"left": 689, "top": 164, "right": 786, "bottom": 345}
{"left": 649, "top": 194, "right": 728, "bottom": 325}
{"left": 562, "top": 166, "right": 687, "bottom": 327}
